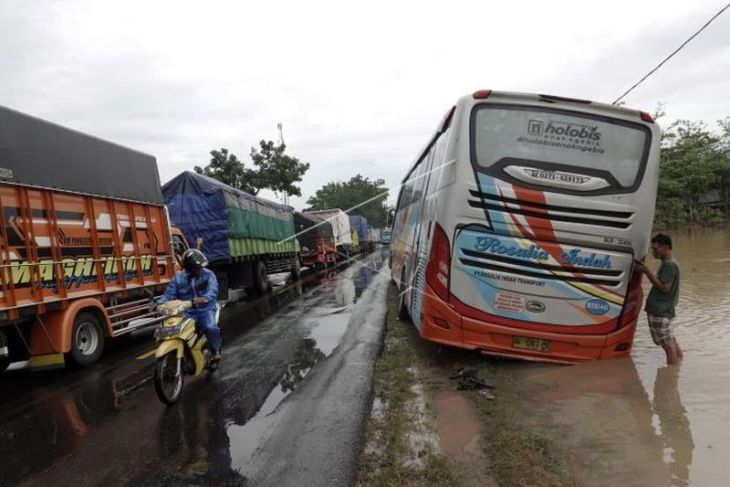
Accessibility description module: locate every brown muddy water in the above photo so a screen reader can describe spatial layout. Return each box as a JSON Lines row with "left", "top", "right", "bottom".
{"left": 513, "top": 227, "right": 730, "bottom": 486}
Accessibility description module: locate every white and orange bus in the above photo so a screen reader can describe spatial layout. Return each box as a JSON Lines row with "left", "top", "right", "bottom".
{"left": 390, "top": 90, "right": 660, "bottom": 363}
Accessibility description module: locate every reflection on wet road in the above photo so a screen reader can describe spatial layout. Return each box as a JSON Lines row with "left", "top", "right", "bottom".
{"left": 514, "top": 227, "right": 730, "bottom": 486}
{"left": 0, "top": 252, "right": 389, "bottom": 486}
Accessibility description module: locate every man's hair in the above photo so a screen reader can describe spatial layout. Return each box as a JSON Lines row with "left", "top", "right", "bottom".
{"left": 651, "top": 233, "right": 672, "bottom": 249}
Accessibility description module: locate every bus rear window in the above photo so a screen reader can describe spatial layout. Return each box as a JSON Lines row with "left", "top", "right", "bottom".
{"left": 472, "top": 106, "right": 649, "bottom": 188}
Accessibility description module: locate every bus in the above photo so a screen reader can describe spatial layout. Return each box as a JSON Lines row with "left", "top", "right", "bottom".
{"left": 390, "top": 90, "right": 660, "bottom": 363}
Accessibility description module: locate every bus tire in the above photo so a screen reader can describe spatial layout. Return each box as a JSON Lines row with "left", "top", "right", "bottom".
{"left": 70, "top": 312, "right": 106, "bottom": 367}
{"left": 397, "top": 277, "right": 410, "bottom": 322}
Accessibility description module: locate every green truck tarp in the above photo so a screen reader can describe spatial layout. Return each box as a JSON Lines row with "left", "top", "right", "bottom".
{"left": 162, "top": 171, "right": 299, "bottom": 263}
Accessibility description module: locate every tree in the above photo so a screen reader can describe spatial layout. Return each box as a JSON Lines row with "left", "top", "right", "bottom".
{"left": 249, "top": 140, "right": 310, "bottom": 197}
{"left": 306, "top": 174, "right": 389, "bottom": 227}
{"left": 194, "top": 141, "right": 310, "bottom": 197}
{"left": 656, "top": 119, "right": 729, "bottom": 226}
{"left": 194, "top": 148, "right": 257, "bottom": 194}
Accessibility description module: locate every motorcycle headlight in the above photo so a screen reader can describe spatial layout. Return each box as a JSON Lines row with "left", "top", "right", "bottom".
{"left": 157, "top": 300, "right": 192, "bottom": 317}
{"left": 161, "top": 305, "right": 183, "bottom": 317}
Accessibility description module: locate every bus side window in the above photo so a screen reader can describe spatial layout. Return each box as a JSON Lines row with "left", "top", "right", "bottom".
{"left": 429, "top": 126, "right": 451, "bottom": 194}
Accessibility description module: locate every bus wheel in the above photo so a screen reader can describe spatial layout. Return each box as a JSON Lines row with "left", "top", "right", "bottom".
{"left": 397, "top": 278, "right": 410, "bottom": 322}
{"left": 70, "top": 312, "right": 106, "bottom": 367}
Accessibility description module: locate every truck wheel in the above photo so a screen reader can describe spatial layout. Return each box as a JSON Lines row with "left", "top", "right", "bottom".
{"left": 290, "top": 258, "right": 301, "bottom": 281}
{"left": 0, "top": 331, "right": 8, "bottom": 372}
{"left": 70, "top": 312, "right": 106, "bottom": 367}
{"left": 254, "top": 260, "right": 270, "bottom": 294}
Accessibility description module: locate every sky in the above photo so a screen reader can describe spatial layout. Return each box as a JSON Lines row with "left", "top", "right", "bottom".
{"left": 1, "top": 0, "right": 729, "bottom": 209}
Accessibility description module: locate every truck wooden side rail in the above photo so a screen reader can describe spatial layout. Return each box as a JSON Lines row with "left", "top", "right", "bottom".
{"left": 0, "top": 105, "right": 182, "bottom": 371}
{"left": 0, "top": 184, "right": 178, "bottom": 370}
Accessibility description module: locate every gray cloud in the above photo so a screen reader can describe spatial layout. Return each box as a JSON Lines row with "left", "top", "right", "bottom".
{"left": 1, "top": 0, "right": 728, "bottom": 211}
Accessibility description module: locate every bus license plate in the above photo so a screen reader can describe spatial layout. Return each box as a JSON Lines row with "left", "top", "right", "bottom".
{"left": 512, "top": 336, "right": 551, "bottom": 353}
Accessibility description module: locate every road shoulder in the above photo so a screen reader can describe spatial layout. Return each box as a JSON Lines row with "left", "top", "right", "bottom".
{"left": 358, "top": 283, "right": 575, "bottom": 486}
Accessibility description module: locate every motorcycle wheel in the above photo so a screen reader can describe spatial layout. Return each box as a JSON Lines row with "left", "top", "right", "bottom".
{"left": 154, "top": 352, "right": 184, "bottom": 405}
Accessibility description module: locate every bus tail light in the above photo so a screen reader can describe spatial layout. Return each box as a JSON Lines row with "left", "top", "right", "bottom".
{"left": 473, "top": 90, "right": 492, "bottom": 99}
{"left": 618, "top": 269, "right": 644, "bottom": 328}
{"left": 640, "top": 111, "right": 654, "bottom": 123}
{"left": 426, "top": 223, "right": 451, "bottom": 302}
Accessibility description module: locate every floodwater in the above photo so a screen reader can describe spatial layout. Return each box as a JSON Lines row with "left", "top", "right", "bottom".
{"left": 514, "top": 226, "right": 730, "bottom": 486}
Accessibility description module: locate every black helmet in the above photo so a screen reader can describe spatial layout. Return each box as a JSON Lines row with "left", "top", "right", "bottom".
{"left": 182, "top": 248, "right": 208, "bottom": 273}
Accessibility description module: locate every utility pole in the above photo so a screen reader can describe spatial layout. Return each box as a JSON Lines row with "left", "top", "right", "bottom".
{"left": 277, "top": 123, "right": 289, "bottom": 206}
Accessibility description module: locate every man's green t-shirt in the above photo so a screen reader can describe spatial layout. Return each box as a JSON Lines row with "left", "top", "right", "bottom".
{"left": 645, "top": 259, "right": 680, "bottom": 318}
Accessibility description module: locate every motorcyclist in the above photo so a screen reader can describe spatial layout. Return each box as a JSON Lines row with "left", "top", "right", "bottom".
{"left": 157, "top": 248, "right": 221, "bottom": 364}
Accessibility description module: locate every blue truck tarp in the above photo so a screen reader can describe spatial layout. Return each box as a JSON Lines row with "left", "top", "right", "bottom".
{"left": 348, "top": 215, "right": 368, "bottom": 244}
{"left": 162, "top": 171, "right": 298, "bottom": 264}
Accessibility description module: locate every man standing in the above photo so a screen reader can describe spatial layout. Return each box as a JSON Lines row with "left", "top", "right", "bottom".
{"left": 636, "top": 234, "right": 682, "bottom": 365}
{"left": 158, "top": 248, "right": 221, "bottom": 365}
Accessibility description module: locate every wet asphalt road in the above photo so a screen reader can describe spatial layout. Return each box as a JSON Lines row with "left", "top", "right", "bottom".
{"left": 0, "top": 250, "right": 390, "bottom": 486}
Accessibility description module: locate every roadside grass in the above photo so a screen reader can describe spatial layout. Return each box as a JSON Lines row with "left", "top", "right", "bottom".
{"left": 358, "top": 285, "right": 461, "bottom": 486}
{"left": 359, "top": 284, "right": 576, "bottom": 486}
{"left": 469, "top": 367, "right": 573, "bottom": 486}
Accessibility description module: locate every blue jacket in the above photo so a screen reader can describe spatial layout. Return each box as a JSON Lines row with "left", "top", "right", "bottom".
{"left": 158, "top": 268, "right": 218, "bottom": 316}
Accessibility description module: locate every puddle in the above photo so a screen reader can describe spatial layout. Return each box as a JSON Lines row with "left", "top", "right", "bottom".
{"left": 226, "top": 336, "right": 327, "bottom": 473}
{"left": 308, "top": 314, "right": 350, "bottom": 357}
{"left": 435, "top": 391, "right": 481, "bottom": 463}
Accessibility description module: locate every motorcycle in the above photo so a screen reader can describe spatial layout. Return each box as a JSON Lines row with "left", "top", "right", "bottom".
{"left": 152, "top": 299, "right": 221, "bottom": 405}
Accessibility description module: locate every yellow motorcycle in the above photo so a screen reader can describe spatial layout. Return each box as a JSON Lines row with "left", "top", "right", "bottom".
{"left": 152, "top": 300, "right": 221, "bottom": 405}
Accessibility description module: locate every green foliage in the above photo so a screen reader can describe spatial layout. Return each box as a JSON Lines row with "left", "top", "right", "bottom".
{"left": 194, "top": 148, "right": 257, "bottom": 194}
{"left": 306, "top": 174, "right": 389, "bottom": 227}
{"left": 655, "top": 117, "right": 730, "bottom": 227}
{"left": 194, "top": 141, "right": 310, "bottom": 197}
{"left": 249, "top": 140, "right": 310, "bottom": 197}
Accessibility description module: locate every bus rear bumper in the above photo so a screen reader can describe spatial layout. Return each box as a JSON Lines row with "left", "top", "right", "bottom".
{"left": 419, "top": 288, "right": 638, "bottom": 364}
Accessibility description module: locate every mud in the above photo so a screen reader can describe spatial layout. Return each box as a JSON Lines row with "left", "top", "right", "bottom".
{"left": 435, "top": 391, "right": 481, "bottom": 463}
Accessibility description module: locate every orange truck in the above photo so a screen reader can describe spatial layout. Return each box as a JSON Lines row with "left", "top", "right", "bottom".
{"left": 0, "top": 106, "right": 187, "bottom": 371}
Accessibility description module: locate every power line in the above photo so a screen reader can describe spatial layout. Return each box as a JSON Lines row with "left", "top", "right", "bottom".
{"left": 613, "top": 2, "right": 730, "bottom": 105}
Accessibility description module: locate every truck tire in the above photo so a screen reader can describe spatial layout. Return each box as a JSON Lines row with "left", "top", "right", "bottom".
{"left": 290, "top": 257, "right": 301, "bottom": 281}
{"left": 70, "top": 312, "right": 106, "bottom": 367}
{"left": 254, "top": 260, "right": 270, "bottom": 294}
{"left": 0, "top": 331, "right": 8, "bottom": 372}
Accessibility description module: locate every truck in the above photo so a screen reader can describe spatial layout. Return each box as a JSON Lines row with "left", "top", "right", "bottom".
{"left": 162, "top": 171, "right": 300, "bottom": 298}
{"left": 367, "top": 226, "right": 382, "bottom": 253}
{"left": 294, "top": 212, "right": 336, "bottom": 269}
{"left": 348, "top": 215, "right": 368, "bottom": 254}
{"left": 0, "top": 105, "right": 184, "bottom": 371}
{"left": 306, "top": 209, "right": 353, "bottom": 260}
